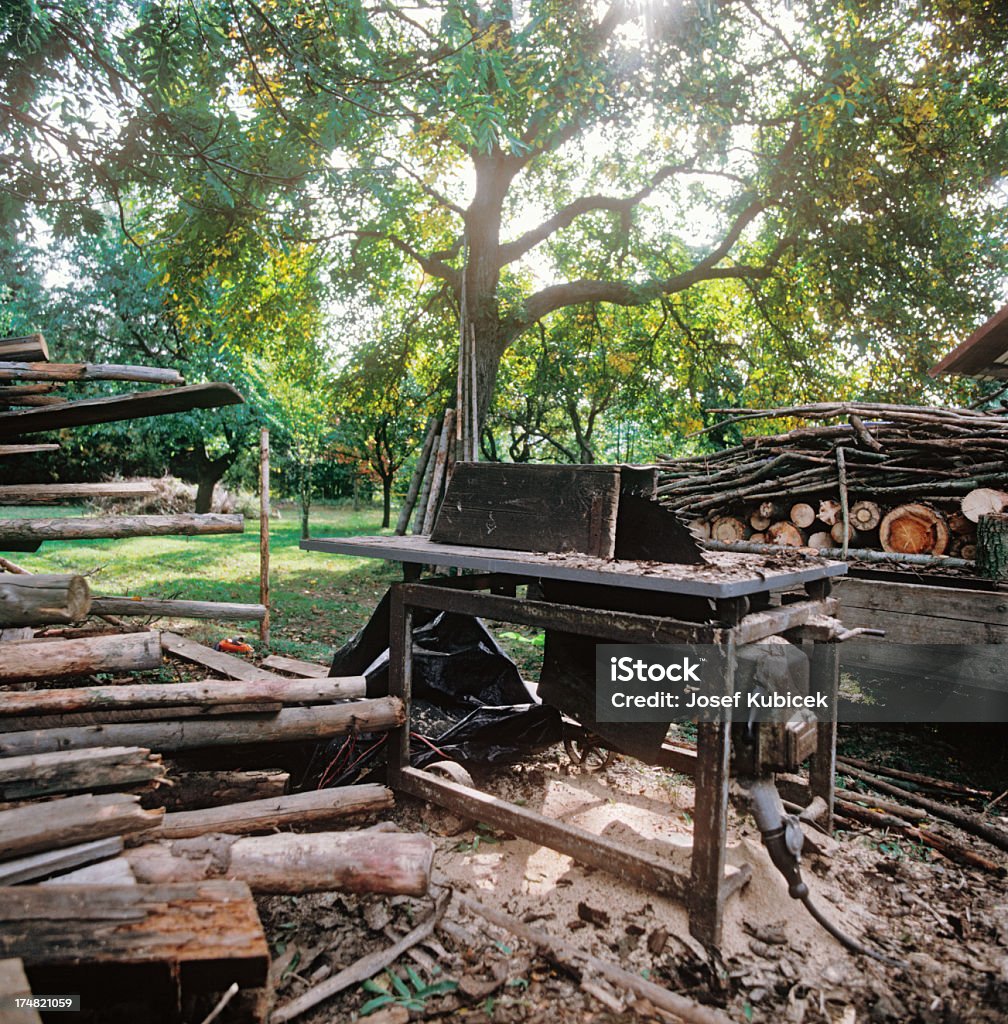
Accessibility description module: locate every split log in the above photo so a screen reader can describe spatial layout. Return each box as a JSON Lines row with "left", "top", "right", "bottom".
{"left": 125, "top": 831, "right": 432, "bottom": 896}
{"left": 767, "top": 521, "right": 802, "bottom": 547}
{"left": 961, "top": 487, "right": 1008, "bottom": 523}
{"left": 0, "top": 383, "right": 242, "bottom": 439}
{"left": 0, "top": 631, "right": 160, "bottom": 683}
{"left": 976, "top": 513, "right": 1008, "bottom": 580}
{"left": 0, "top": 481, "right": 156, "bottom": 505}
{"left": 748, "top": 510, "right": 771, "bottom": 531}
{"left": 838, "top": 764, "right": 1008, "bottom": 853}
{"left": 146, "top": 769, "right": 288, "bottom": 813}
{"left": 0, "top": 747, "right": 164, "bottom": 801}
{"left": 789, "top": 502, "right": 816, "bottom": 528}
{"left": 879, "top": 503, "right": 949, "bottom": 556}
{"left": 0, "top": 698, "right": 405, "bottom": 757}
{"left": 145, "top": 784, "right": 395, "bottom": 840}
{"left": 0, "top": 335, "right": 48, "bottom": 362}
{"left": 0, "top": 361, "right": 183, "bottom": 384}
{"left": 0, "top": 573, "right": 90, "bottom": 626}
{"left": 0, "top": 676, "right": 368, "bottom": 718}
{"left": 807, "top": 531, "right": 832, "bottom": 550}
{"left": 0, "top": 882, "right": 269, "bottom": 992}
{"left": 0, "top": 838, "right": 124, "bottom": 886}
{"left": 90, "top": 596, "right": 266, "bottom": 622}
{"left": 818, "top": 499, "right": 842, "bottom": 526}
{"left": 710, "top": 516, "right": 745, "bottom": 543}
{"left": 0, "top": 793, "right": 163, "bottom": 860}
{"left": 0, "top": 514, "right": 242, "bottom": 544}
{"left": 260, "top": 654, "right": 329, "bottom": 678}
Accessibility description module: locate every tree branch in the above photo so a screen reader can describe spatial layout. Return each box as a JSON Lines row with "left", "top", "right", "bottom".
{"left": 354, "top": 231, "right": 461, "bottom": 290}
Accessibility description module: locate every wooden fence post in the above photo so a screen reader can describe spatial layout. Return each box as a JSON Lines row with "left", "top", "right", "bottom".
{"left": 260, "top": 429, "right": 270, "bottom": 646}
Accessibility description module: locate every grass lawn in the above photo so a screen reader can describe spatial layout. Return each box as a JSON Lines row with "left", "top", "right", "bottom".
{"left": 13, "top": 503, "right": 402, "bottom": 665}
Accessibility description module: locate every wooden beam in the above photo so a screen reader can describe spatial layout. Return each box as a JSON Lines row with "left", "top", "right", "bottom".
{"left": 145, "top": 784, "right": 395, "bottom": 840}
{"left": 0, "top": 698, "right": 406, "bottom": 757}
{"left": 0, "top": 383, "right": 243, "bottom": 439}
{"left": 0, "top": 882, "right": 269, "bottom": 993}
{"left": 0, "top": 793, "right": 163, "bottom": 859}
{"left": 0, "top": 676, "right": 367, "bottom": 718}
{"left": 0, "top": 361, "right": 182, "bottom": 384}
{"left": 0, "top": 838, "right": 124, "bottom": 886}
{"left": 0, "top": 481, "right": 156, "bottom": 505}
{"left": 0, "top": 335, "right": 48, "bottom": 362}
{"left": 161, "top": 631, "right": 284, "bottom": 682}
{"left": 0, "top": 746, "right": 164, "bottom": 801}
{"left": 0, "top": 514, "right": 243, "bottom": 544}
{"left": 0, "top": 632, "right": 161, "bottom": 684}
{"left": 0, "top": 445, "right": 59, "bottom": 458}
{"left": 91, "top": 596, "right": 266, "bottom": 622}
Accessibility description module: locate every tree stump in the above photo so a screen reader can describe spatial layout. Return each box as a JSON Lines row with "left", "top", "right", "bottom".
{"left": 976, "top": 513, "right": 1008, "bottom": 580}
{"left": 879, "top": 503, "right": 949, "bottom": 556}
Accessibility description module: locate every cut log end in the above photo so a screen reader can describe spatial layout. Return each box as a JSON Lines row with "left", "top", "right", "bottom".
{"left": 849, "top": 500, "right": 881, "bottom": 531}
{"left": 789, "top": 502, "right": 816, "bottom": 529}
{"left": 879, "top": 504, "right": 949, "bottom": 556}
{"left": 961, "top": 487, "right": 1008, "bottom": 524}
{"left": 710, "top": 516, "right": 745, "bottom": 543}
{"left": 767, "top": 521, "right": 803, "bottom": 547}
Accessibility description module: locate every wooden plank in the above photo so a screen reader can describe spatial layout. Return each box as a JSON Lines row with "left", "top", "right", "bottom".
{"left": 0, "top": 839, "right": 124, "bottom": 886}
{"left": 732, "top": 597, "right": 839, "bottom": 645}
{"left": 148, "top": 784, "right": 394, "bottom": 840}
{"left": 0, "top": 958, "right": 41, "bottom": 1024}
{"left": 0, "top": 698, "right": 405, "bottom": 757}
{"left": 0, "top": 383, "right": 242, "bottom": 439}
{"left": 835, "top": 577, "right": 1008, "bottom": 629}
{"left": 840, "top": 640, "right": 1005, "bottom": 692}
{"left": 0, "top": 746, "right": 164, "bottom": 801}
{"left": 838, "top": 604, "right": 1008, "bottom": 645}
{"left": 91, "top": 596, "right": 267, "bottom": 621}
{"left": 0, "top": 676, "right": 367, "bottom": 717}
{"left": 399, "top": 766, "right": 702, "bottom": 900}
{"left": 260, "top": 654, "right": 329, "bottom": 677}
{"left": 0, "top": 631, "right": 161, "bottom": 683}
{"left": 0, "top": 793, "right": 163, "bottom": 860}
{"left": 0, "top": 839, "right": 124, "bottom": 888}
{"left": 431, "top": 462, "right": 622, "bottom": 558}
{"left": 0, "top": 513, "right": 243, "bottom": 544}
{"left": 0, "top": 481, "right": 156, "bottom": 505}
{"left": 0, "top": 882, "right": 269, "bottom": 992}
{"left": 0, "top": 361, "right": 182, "bottom": 384}
{"left": 0, "top": 445, "right": 59, "bottom": 458}
{"left": 0, "top": 335, "right": 48, "bottom": 362}
{"left": 161, "top": 632, "right": 287, "bottom": 682}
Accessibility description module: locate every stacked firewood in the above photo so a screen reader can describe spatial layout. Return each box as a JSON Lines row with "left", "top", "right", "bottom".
{"left": 657, "top": 402, "right": 1008, "bottom": 562}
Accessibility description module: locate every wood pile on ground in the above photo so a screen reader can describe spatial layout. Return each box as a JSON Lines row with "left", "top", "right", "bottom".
{"left": 657, "top": 402, "right": 1008, "bottom": 571}
{"left": 0, "top": 631, "right": 434, "bottom": 1020}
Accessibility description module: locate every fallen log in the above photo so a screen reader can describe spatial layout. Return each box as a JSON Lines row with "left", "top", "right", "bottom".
{"left": 0, "top": 383, "right": 242, "bottom": 439}
{"left": 835, "top": 788, "right": 927, "bottom": 821}
{"left": 0, "top": 631, "right": 160, "bottom": 683}
{"left": 835, "top": 755, "right": 992, "bottom": 797}
{"left": 838, "top": 764, "right": 1008, "bottom": 853}
{"left": 0, "top": 698, "right": 405, "bottom": 757}
{"left": 125, "top": 830, "right": 432, "bottom": 895}
{"left": 0, "top": 514, "right": 243, "bottom": 544}
{"left": 0, "top": 882, "right": 269, "bottom": 994}
{"left": 0, "top": 703, "right": 283, "bottom": 733}
{"left": 0, "top": 746, "right": 165, "bottom": 801}
{"left": 0, "top": 839, "right": 124, "bottom": 886}
{"left": 145, "top": 784, "right": 395, "bottom": 840}
{"left": 147, "top": 769, "right": 288, "bottom": 812}
{"left": 0, "top": 676, "right": 367, "bottom": 718}
{"left": 0, "top": 482, "right": 156, "bottom": 505}
{"left": 0, "top": 361, "right": 183, "bottom": 384}
{"left": 0, "top": 793, "right": 164, "bottom": 860}
{"left": 0, "top": 573, "right": 90, "bottom": 626}
{"left": 91, "top": 596, "right": 266, "bottom": 622}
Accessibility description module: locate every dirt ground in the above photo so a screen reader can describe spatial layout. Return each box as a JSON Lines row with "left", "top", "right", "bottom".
{"left": 257, "top": 740, "right": 1008, "bottom": 1024}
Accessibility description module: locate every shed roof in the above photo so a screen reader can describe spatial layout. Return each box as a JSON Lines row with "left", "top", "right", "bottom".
{"left": 931, "top": 302, "right": 1008, "bottom": 380}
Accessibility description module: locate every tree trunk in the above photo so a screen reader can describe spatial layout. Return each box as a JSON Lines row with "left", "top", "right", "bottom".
{"left": 381, "top": 474, "right": 392, "bottom": 528}
{"left": 195, "top": 473, "right": 216, "bottom": 514}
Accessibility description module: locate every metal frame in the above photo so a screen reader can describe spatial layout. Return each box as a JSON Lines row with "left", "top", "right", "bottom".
{"left": 382, "top": 570, "right": 840, "bottom": 946}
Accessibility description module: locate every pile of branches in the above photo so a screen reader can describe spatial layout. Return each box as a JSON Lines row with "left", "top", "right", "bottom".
{"left": 657, "top": 402, "right": 1008, "bottom": 563}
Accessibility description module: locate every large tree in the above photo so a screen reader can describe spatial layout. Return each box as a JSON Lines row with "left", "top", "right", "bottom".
{"left": 4, "top": 0, "right": 1008, "bottom": 437}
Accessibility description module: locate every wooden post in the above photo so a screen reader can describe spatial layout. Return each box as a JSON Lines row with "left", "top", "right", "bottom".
{"left": 977, "top": 512, "right": 1008, "bottom": 580}
{"left": 259, "top": 428, "right": 270, "bottom": 646}
{"left": 395, "top": 415, "right": 439, "bottom": 535}
{"left": 420, "top": 408, "right": 456, "bottom": 535}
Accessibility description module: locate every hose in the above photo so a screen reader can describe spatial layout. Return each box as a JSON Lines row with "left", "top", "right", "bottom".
{"left": 800, "top": 893, "right": 908, "bottom": 969}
